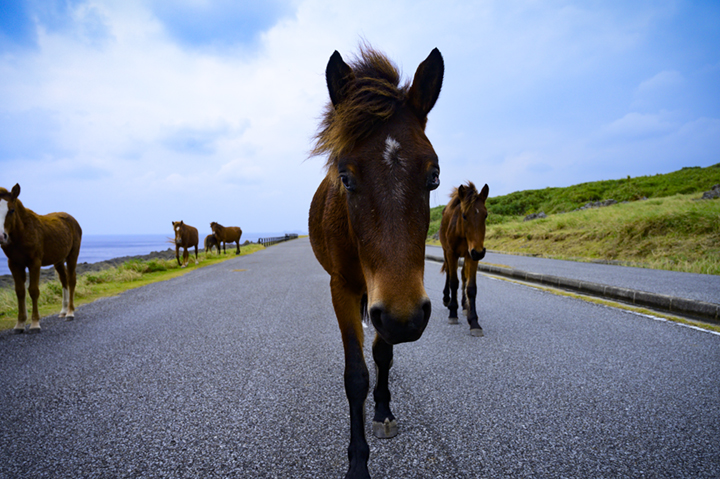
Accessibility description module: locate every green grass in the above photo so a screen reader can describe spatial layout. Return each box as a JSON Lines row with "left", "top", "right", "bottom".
{"left": 0, "top": 244, "right": 265, "bottom": 331}
{"left": 429, "top": 164, "right": 720, "bottom": 275}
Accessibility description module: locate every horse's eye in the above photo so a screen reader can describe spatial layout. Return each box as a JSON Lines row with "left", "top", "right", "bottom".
{"left": 427, "top": 170, "right": 440, "bottom": 191}
{"left": 340, "top": 173, "right": 355, "bottom": 192}
{"left": 8, "top": 209, "right": 14, "bottom": 214}
{"left": 462, "top": 213, "right": 467, "bottom": 220}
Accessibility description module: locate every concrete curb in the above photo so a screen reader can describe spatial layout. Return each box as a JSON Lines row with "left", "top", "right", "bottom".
{"left": 426, "top": 254, "right": 720, "bottom": 324}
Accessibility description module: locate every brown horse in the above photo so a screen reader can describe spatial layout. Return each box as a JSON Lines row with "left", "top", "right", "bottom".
{"left": 210, "top": 222, "right": 242, "bottom": 254}
{"left": 204, "top": 234, "right": 220, "bottom": 255}
{"left": 0, "top": 184, "right": 82, "bottom": 333}
{"left": 308, "top": 46, "right": 443, "bottom": 479}
{"left": 439, "top": 182, "right": 489, "bottom": 336}
{"left": 172, "top": 221, "right": 198, "bottom": 267}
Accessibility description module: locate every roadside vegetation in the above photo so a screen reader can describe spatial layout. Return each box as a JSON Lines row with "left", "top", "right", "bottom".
{"left": 0, "top": 244, "right": 264, "bottom": 331}
{"left": 429, "top": 164, "right": 720, "bottom": 275}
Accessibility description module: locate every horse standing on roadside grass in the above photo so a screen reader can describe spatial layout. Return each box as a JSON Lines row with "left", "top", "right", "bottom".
{"left": 172, "top": 221, "right": 198, "bottom": 267}
{"left": 308, "top": 45, "right": 444, "bottom": 479}
{"left": 440, "top": 182, "right": 489, "bottom": 336}
{"left": 210, "top": 222, "right": 242, "bottom": 254}
{"left": 0, "top": 184, "right": 82, "bottom": 333}
{"left": 204, "top": 234, "right": 220, "bottom": 255}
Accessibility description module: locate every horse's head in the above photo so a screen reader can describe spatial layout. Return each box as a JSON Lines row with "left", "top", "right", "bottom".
{"left": 0, "top": 184, "right": 21, "bottom": 246}
{"left": 457, "top": 182, "right": 489, "bottom": 261}
{"left": 172, "top": 221, "right": 184, "bottom": 245}
{"left": 210, "top": 222, "right": 218, "bottom": 234}
{"left": 319, "top": 47, "right": 444, "bottom": 344}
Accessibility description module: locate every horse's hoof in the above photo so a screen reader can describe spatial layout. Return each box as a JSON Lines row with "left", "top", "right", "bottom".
{"left": 470, "top": 328, "right": 484, "bottom": 337}
{"left": 65, "top": 316, "right": 74, "bottom": 322}
{"left": 12, "top": 328, "right": 24, "bottom": 335}
{"left": 448, "top": 317, "right": 459, "bottom": 325}
{"left": 59, "top": 313, "right": 66, "bottom": 318}
{"left": 28, "top": 328, "right": 41, "bottom": 334}
{"left": 372, "top": 418, "right": 398, "bottom": 439}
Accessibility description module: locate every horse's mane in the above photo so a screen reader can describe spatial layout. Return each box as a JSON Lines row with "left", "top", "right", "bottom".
{"left": 312, "top": 45, "right": 409, "bottom": 170}
{"left": 450, "top": 182, "right": 481, "bottom": 211}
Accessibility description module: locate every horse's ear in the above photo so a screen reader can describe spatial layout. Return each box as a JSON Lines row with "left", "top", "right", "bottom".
{"left": 326, "top": 50, "right": 354, "bottom": 108}
{"left": 180, "top": 220, "right": 184, "bottom": 226}
{"left": 457, "top": 184, "right": 467, "bottom": 200}
{"left": 407, "top": 48, "right": 444, "bottom": 119}
{"left": 11, "top": 184, "right": 20, "bottom": 199}
{"left": 480, "top": 184, "right": 489, "bottom": 201}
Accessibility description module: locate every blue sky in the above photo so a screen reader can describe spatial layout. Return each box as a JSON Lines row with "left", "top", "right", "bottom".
{"left": 0, "top": 0, "right": 718, "bottom": 235}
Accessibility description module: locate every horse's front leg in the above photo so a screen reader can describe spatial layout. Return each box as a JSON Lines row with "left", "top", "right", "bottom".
{"left": 372, "top": 335, "right": 398, "bottom": 439}
{"left": 331, "top": 278, "right": 370, "bottom": 479}
{"left": 464, "top": 258, "right": 483, "bottom": 337}
{"left": 446, "top": 255, "right": 460, "bottom": 324}
{"left": 182, "top": 247, "right": 189, "bottom": 268}
{"left": 194, "top": 245, "right": 198, "bottom": 265}
{"left": 27, "top": 264, "right": 42, "bottom": 332}
{"left": 10, "top": 266, "right": 27, "bottom": 333}
{"left": 175, "top": 245, "right": 182, "bottom": 266}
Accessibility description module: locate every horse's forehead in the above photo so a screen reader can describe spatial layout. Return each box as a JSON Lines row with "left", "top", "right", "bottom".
{"left": 0, "top": 199, "right": 8, "bottom": 224}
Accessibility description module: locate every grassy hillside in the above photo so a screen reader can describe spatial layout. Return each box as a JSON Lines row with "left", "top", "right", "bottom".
{"left": 429, "top": 164, "right": 720, "bottom": 275}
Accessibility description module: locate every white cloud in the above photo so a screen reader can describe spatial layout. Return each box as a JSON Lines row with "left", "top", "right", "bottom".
{"left": 0, "top": 0, "right": 718, "bottom": 234}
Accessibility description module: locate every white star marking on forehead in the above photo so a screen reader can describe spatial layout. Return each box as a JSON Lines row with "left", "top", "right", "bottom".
{"left": 383, "top": 136, "right": 401, "bottom": 166}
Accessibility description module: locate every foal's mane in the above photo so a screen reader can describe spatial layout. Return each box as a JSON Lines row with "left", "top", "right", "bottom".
{"left": 312, "top": 46, "right": 409, "bottom": 170}
{"left": 450, "top": 182, "right": 481, "bottom": 211}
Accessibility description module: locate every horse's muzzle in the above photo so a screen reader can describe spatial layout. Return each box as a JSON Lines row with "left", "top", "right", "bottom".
{"left": 369, "top": 299, "right": 431, "bottom": 345}
{"left": 470, "top": 247, "right": 486, "bottom": 261}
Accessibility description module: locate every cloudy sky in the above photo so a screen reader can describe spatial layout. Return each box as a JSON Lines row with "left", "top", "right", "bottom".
{"left": 1, "top": 0, "right": 718, "bottom": 235}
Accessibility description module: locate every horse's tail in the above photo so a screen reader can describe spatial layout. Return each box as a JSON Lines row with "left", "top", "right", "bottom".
{"left": 440, "top": 260, "right": 446, "bottom": 273}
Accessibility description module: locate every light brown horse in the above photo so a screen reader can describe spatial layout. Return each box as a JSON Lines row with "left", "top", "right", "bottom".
{"left": 0, "top": 184, "right": 82, "bottom": 333}
{"left": 440, "top": 182, "right": 489, "bottom": 336}
{"left": 204, "top": 234, "right": 220, "bottom": 255}
{"left": 308, "top": 46, "right": 443, "bottom": 479}
{"left": 172, "top": 221, "right": 198, "bottom": 267}
{"left": 209, "top": 222, "right": 242, "bottom": 254}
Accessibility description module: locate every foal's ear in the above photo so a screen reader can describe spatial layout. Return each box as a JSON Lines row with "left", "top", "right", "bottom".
{"left": 11, "top": 183, "right": 20, "bottom": 199}
{"left": 326, "top": 50, "right": 354, "bottom": 108}
{"left": 408, "top": 48, "right": 444, "bottom": 119}
{"left": 480, "top": 184, "right": 489, "bottom": 202}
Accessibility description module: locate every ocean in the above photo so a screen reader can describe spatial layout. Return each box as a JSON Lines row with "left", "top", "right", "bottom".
{"left": 0, "top": 232, "right": 295, "bottom": 276}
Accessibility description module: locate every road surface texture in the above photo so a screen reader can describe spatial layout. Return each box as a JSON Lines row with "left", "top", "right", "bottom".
{"left": 1, "top": 238, "right": 718, "bottom": 478}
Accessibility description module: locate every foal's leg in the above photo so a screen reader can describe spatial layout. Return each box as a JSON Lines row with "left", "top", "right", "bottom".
{"left": 460, "top": 262, "right": 468, "bottom": 312}
{"left": 464, "top": 258, "right": 483, "bottom": 337}
{"left": 10, "top": 266, "right": 27, "bottom": 333}
{"left": 331, "top": 278, "right": 370, "bottom": 479}
{"left": 372, "top": 335, "right": 398, "bottom": 439}
{"left": 27, "top": 264, "right": 42, "bottom": 332}
{"left": 446, "top": 254, "right": 460, "bottom": 324}
{"left": 54, "top": 262, "right": 69, "bottom": 318}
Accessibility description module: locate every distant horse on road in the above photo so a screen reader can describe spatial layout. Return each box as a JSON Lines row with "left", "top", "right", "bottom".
{"left": 172, "top": 221, "right": 198, "bottom": 267}
{"left": 210, "top": 222, "right": 242, "bottom": 254}
{"left": 0, "top": 184, "right": 82, "bottom": 333}
{"left": 440, "top": 182, "right": 489, "bottom": 336}
{"left": 308, "top": 45, "right": 444, "bottom": 479}
{"left": 204, "top": 234, "right": 220, "bottom": 255}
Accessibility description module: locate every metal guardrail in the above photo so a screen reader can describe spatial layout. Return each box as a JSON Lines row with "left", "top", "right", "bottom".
{"left": 258, "top": 234, "right": 299, "bottom": 247}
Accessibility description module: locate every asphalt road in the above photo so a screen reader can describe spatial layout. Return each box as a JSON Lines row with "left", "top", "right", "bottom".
{"left": 1, "top": 238, "right": 718, "bottom": 478}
